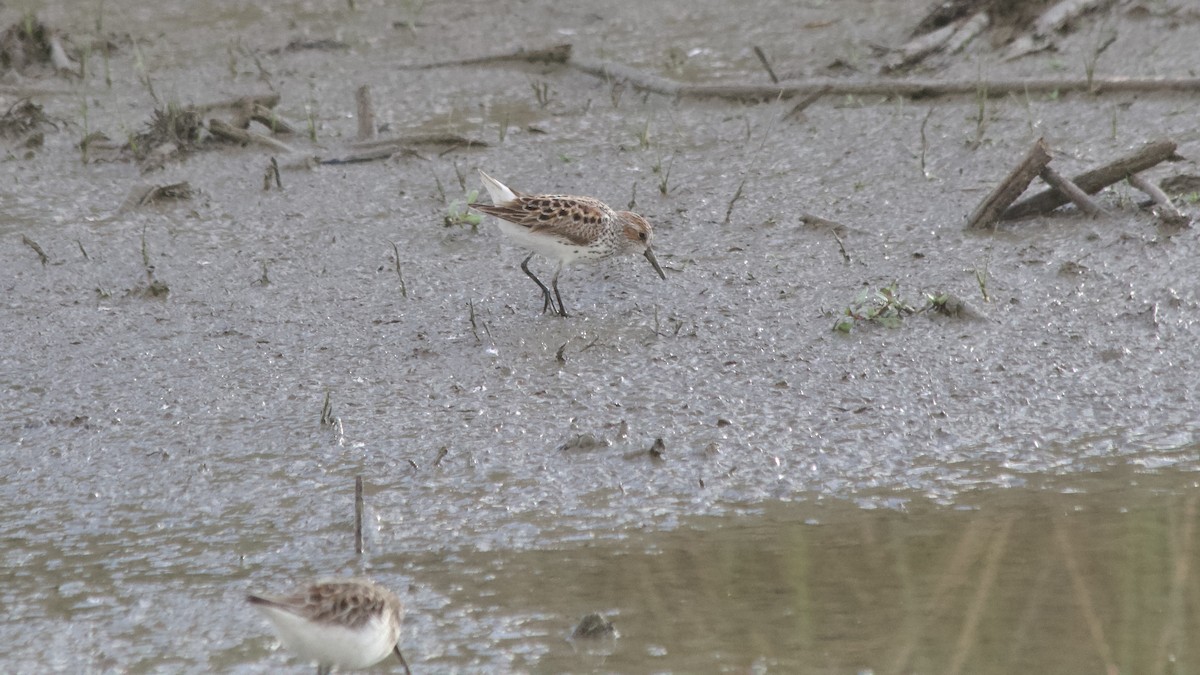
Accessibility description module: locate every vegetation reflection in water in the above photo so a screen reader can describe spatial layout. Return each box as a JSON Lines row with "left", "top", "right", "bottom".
{"left": 397, "top": 471, "right": 1199, "bottom": 674}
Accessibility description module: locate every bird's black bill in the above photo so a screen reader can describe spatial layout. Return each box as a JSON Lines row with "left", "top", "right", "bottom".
{"left": 644, "top": 248, "right": 667, "bottom": 280}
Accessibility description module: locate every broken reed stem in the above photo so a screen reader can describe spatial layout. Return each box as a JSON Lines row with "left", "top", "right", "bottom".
{"left": 723, "top": 178, "right": 745, "bottom": 224}
{"left": 1002, "top": 138, "right": 1178, "bottom": 220}
{"left": 354, "top": 475, "right": 364, "bottom": 555}
{"left": 965, "top": 137, "right": 1051, "bottom": 229}
{"left": 782, "top": 86, "right": 829, "bottom": 121}
{"left": 209, "top": 119, "right": 296, "bottom": 154}
{"left": 568, "top": 55, "right": 1200, "bottom": 101}
{"left": 21, "top": 234, "right": 49, "bottom": 265}
{"left": 320, "top": 390, "right": 335, "bottom": 427}
{"left": 399, "top": 43, "right": 572, "bottom": 70}
{"left": 390, "top": 241, "right": 408, "bottom": 298}
{"left": 919, "top": 107, "right": 933, "bottom": 178}
{"left": 263, "top": 157, "right": 282, "bottom": 191}
{"left": 751, "top": 46, "right": 779, "bottom": 83}
{"left": 355, "top": 85, "right": 376, "bottom": 141}
{"left": 1038, "top": 165, "right": 1108, "bottom": 217}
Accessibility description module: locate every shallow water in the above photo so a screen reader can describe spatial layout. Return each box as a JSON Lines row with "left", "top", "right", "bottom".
{"left": 2, "top": 0, "right": 1199, "bottom": 672}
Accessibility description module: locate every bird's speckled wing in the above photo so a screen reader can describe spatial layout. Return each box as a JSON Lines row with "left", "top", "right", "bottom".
{"left": 471, "top": 195, "right": 614, "bottom": 247}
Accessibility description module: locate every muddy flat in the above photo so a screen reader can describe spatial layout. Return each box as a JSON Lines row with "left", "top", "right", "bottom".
{"left": 2, "top": 1, "right": 1199, "bottom": 672}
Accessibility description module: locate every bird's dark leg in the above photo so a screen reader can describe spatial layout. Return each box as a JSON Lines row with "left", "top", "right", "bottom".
{"left": 520, "top": 253, "right": 554, "bottom": 314}
{"left": 550, "top": 264, "right": 569, "bottom": 318}
{"left": 394, "top": 645, "right": 413, "bottom": 675}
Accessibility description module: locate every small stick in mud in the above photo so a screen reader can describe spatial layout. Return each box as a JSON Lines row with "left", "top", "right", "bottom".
{"left": 398, "top": 43, "right": 572, "bottom": 70}
{"left": 800, "top": 214, "right": 852, "bottom": 263}
{"left": 723, "top": 178, "right": 745, "bottom": 224}
{"left": 262, "top": 157, "right": 282, "bottom": 191}
{"left": 389, "top": 241, "right": 408, "bottom": 298}
{"left": 965, "top": 137, "right": 1051, "bottom": 229}
{"left": 248, "top": 104, "right": 297, "bottom": 135}
{"left": 781, "top": 86, "right": 829, "bottom": 121}
{"left": 209, "top": 118, "right": 296, "bottom": 154}
{"left": 21, "top": 234, "right": 49, "bottom": 265}
{"left": 1001, "top": 138, "right": 1179, "bottom": 221}
{"left": 1128, "top": 173, "right": 1189, "bottom": 226}
{"left": 752, "top": 46, "right": 779, "bottom": 83}
{"left": 356, "top": 85, "right": 376, "bottom": 141}
{"left": 354, "top": 475, "right": 364, "bottom": 555}
{"left": 1038, "top": 165, "right": 1108, "bottom": 218}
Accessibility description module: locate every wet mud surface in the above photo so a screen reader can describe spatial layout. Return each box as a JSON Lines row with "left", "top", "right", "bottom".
{"left": 2, "top": 0, "right": 1199, "bottom": 671}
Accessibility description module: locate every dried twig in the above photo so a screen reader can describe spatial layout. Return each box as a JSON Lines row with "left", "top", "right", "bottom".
{"left": 400, "top": 43, "right": 572, "bottom": 70}
{"left": 884, "top": 22, "right": 958, "bottom": 73}
{"left": 1004, "top": 0, "right": 1113, "bottom": 61}
{"left": 21, "top": 234, "right": 49, "bottom": 265}
{"left": 965, "top": 138, "right": 1051, "bottom": 229}
{"left": 752, "top": 46, "right": 779, "bottom": 83}
{"left": 1002, "top": 139, "right": 1179, "bottom": 220}
{"left": 1038, "top": 165, "right": 1108, "bottom": 218}
{"left": 1128, "top": 173, "right": 1189, "bottom": 226}
{"left": 568, "top": 55, "right": 1200, "bottom": 101}
{"left": 208, "top": 118, "right": 296, "bottom": 154}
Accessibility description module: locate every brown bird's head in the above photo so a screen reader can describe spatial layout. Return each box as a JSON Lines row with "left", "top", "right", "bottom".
{"left": 617, "top": 211, "right": 666, "bottom": 280}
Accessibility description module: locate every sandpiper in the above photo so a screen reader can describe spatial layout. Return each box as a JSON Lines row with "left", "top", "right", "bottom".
{"left": 471, "top": 170, "right": 666, "bottom": 317}
{"left": 247, "top": 577, "right": 412, "bottom": 675}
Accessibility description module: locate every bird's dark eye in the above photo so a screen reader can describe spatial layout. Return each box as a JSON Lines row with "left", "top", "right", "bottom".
{"left": 638, "top": 232, "right": 647, "bottom": 241}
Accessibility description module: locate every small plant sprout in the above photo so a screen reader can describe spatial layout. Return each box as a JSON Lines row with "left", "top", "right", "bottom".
{"left": 974, "top": 260, "right": 991, "bottom": 303}
{"left": 833, "top": 282, "right": 915, "bottom": 333}
{"left": 638, "top": 119, "right": 651, "bottom": 149}
{"left": 444, "top": 189, "right": 482, "bottom": 230}
{"left": 653, "top": 152, "right": 676, "bottom": 196}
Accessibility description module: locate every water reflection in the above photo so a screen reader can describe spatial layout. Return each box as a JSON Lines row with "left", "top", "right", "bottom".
{"left": 396, "top": 470, "right": 1199, "bottom": 674}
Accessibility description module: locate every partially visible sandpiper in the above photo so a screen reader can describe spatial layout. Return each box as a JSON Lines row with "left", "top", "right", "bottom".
{"left": 247, "top": 577, "right": 412, "bottom": 675}
{"left": 471, "top": 170, "right": 666, "bottom": 317}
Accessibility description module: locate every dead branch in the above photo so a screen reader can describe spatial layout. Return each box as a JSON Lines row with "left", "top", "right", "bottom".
{"left": 568, "top": 55, "right": 1200, "bottom": 101}
{"left": 884, "top": 22, "right": 958, "bottom": 73}
{"left": 1001, "top": 139, "right": 1179, "bottom": 220}
{"left": 1005, "top": 0, "right": 1114, "bottom": 61}
{"left": 319, "top": 134, "right": 486, "bottom": 164}
{"left": 965, "top": 138, "right": 1051, "bottom": 230}
{"left": 752, "top": 46, "right": 779, "bottom": 83}
{"left": 944, "top": 12, "right": 990, "bottom": 55}
{"left": 1038, "top": 165, "right": 1108, "bottom": 218}
{"left": 348, "top": 134, "right": 487, "bottom": 150}
{"left": 399, "top": 43, "right": 572, "bottom": 70}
